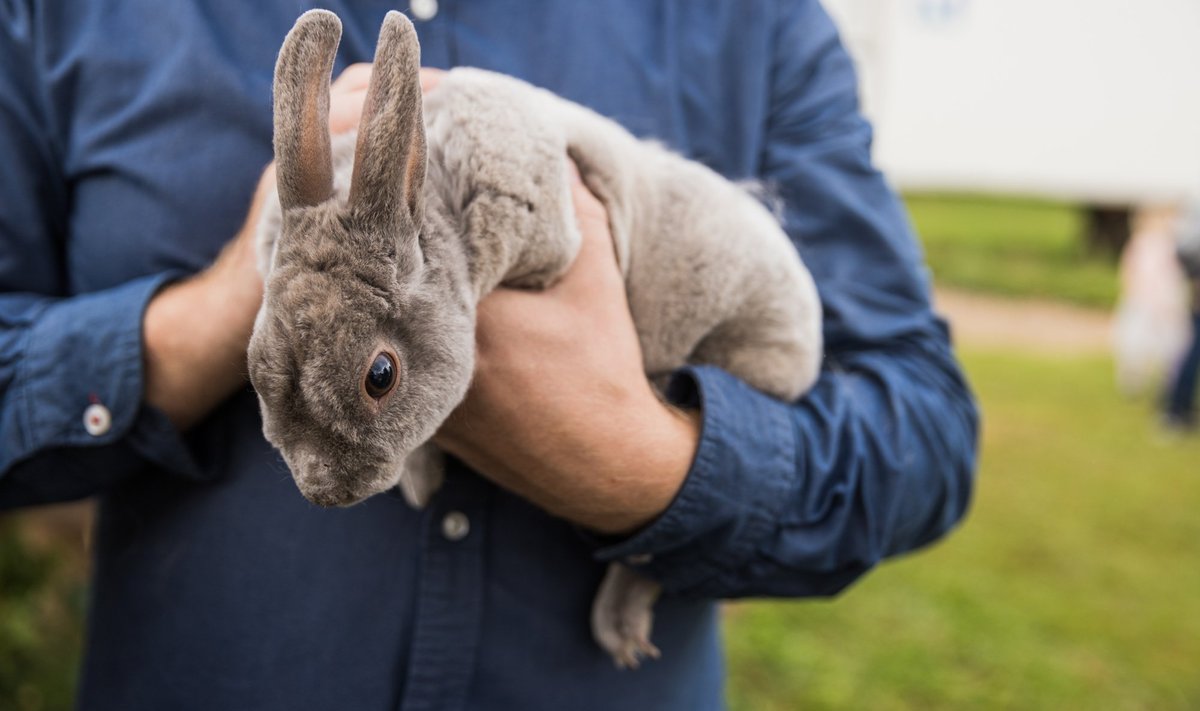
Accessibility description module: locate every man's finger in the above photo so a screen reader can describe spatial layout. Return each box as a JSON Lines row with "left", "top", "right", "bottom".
{"left": 420, "top": 68, "right": 446, "bottom": 94}
{"left": 567, "top": 160, "right": 607, "bottom": 224}
{"left": 332, "top": 63, "right": 373, "bottom": 93}
{"left": 328, "top": 87, "right": 369, "bottom": 134}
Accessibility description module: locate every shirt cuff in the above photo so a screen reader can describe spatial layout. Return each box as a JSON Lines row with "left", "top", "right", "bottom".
{"left": 2, "top": 273, "right": 202, "bottom": 479}
{"left": 593, "top": 365, "right": 797, "bottom": 597}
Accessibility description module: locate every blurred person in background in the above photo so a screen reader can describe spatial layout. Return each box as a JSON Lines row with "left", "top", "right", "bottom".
{"left": 1163, "top": 203, "right": 1200, "bottom": 431}
{"left": 1113, "top": 206, "right": 1192, "bottom": 398}
{"left": 0, "top": 1, "right": 978, "bottom": 709}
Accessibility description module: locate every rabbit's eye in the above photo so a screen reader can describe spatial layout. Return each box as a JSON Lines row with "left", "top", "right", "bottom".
{"left": 364, "top": 352, "right": 397, "bottom": 400}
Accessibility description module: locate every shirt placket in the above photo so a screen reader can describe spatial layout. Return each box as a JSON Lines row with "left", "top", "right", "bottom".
{"left": 400, "top": 5, "right": 484, "bottom": 708}
{"left": 398, "top": 463, "right": 489, "bottom": 711}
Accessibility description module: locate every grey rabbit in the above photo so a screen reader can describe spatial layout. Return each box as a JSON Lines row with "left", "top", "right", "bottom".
{"left": 248, "top": 10, "right": 822, "bottom": 669}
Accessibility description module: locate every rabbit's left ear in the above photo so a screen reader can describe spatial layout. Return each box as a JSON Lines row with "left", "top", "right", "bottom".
{"left": 348, "top": 11, "right": 426, "bottom": 227}
{"left": 273, "top": 10, "right": 341, "bottom": 210}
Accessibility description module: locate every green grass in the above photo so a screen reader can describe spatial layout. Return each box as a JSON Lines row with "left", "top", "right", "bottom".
{"left": 906, "top": 194, "right": 1120, "bottom": 307}
{"left": 726, "top": 349, "right": 1200, "bottom": 710}
{"left": 0, "top": 522, "right": 85, "bottom": 711}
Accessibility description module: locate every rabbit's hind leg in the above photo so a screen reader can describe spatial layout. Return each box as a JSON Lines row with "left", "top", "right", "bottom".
{"left": 591, "top": 562, "right": 663, "bottom": 669}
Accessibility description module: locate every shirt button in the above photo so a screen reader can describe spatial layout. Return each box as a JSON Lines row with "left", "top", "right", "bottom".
{"left": 410, "top": 0, "right": 438, "bottom": 21}
{"left": 83, "top": 403, "right": 112, "bottom": 437}
{"left": 441, "top": 510, "right": 470, "bottom": 541}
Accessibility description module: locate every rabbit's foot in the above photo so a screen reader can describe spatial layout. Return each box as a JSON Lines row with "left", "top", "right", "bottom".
{"left": 596, "top": 618, "right": 660, "bottom": 670}
{"left": 397, "top": 444, "right": 445, "bottom": 509}
{"left": 591, "top": 563, "right": 663, "bottom": 669}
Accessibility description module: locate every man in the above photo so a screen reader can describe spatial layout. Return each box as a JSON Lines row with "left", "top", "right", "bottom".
{"left": 1164, "top": 203, "right": 1200, "bottom": 431}
{"left": 0, "top": 1, "right": 978, "bottom": 708}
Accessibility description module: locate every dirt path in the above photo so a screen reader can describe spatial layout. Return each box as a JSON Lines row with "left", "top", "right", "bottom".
{"left": 934, "top": 287, "right": 1112, "bottom": 355}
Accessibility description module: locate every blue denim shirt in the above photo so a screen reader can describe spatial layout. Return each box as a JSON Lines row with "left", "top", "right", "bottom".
{"left": 0, "top": 1, "right": 978, "bottom": 709}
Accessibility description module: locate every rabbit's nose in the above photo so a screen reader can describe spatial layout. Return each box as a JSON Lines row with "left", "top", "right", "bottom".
{"left": 303, "top": 485, "right": 354, "bottom": 508}
{"left": 296, "top": 472, "right": 358, "bottom": 508}
{"left": 284, "top": 448, "right": 349, "bottom": 506}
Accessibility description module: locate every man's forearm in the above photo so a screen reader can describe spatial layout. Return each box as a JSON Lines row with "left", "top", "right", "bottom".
{"left": 142, "top": 168, "right": 271, "bottom": 430}
{"left": 142, "top": 251, "right": 261, "bottom": 430}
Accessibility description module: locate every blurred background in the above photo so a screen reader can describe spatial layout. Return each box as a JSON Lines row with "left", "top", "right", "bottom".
{"left": 4, "top": 1, "right": 1200, "bottom": 709}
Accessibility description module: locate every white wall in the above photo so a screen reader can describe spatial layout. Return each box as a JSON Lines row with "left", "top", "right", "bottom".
{"left": 823, "top": 0, "right": 1200, "bottom": 204}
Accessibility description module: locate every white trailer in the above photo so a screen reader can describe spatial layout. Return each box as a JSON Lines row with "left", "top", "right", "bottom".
{"left": 823, "top": 0, "right": 1200, "bottom": 206}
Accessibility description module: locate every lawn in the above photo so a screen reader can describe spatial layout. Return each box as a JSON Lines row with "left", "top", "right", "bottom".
{"left": 0, "top": 520, "right": 84, "bottom": 711}
{"left": 726, "top": 349, "right": 1200, "bottom": 710}
{"left": 906, "top": 194, "right": 1120, "bottom": 308}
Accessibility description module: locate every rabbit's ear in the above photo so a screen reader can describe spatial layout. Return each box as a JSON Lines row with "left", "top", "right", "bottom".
{"left": 347, "top": 11, "right": 425, "bottom": 225}
{"left": 273, "top": 10, "right": 341, "bottom": 209}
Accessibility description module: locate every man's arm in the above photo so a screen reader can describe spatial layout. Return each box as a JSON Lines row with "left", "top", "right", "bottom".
{"left": 0, "top": 5, "right": 202, "bottom": 504}
{"left": 437, "top": 0, "right": 978, "bottom": 598}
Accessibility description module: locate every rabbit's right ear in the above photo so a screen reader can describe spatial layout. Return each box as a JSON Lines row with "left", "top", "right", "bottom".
{"left": 347, "top": 12, "right": 426, "bottom": 227}
{"left": 273, "top": 10, "right": 341, "bottom": 210}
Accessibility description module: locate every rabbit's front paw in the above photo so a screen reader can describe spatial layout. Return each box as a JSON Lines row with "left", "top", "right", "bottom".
{"left": 591, "top": 563, "right": 662, "bottom": 669}
{"left": 397, "top": 444, "right": 445, "bottom": 509}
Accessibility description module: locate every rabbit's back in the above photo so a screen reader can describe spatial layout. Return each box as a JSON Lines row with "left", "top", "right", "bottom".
{"left": 431, "top": 68, "right": 823, "bottom": 401}
{"left": 608, "top": 142, "right": 822, "bottom": 399}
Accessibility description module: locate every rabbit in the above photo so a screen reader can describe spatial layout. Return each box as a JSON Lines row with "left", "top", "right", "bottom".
{"left": 248, "top": 10, "right": 823, "bottom": 669}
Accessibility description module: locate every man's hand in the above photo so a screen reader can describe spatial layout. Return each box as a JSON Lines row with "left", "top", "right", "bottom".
{"left": 143, "top": 64, "right": 373, "bottom": 429}
{"left": 435, "top": 163, "right": 701, "bottom": 536}
{"left": 327, "top": 63, "right": 373, "bottom": 133}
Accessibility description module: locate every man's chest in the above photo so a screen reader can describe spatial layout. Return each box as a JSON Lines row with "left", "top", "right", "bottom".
{"left": 49, "top": 0, "right": 773, "bottom": 293}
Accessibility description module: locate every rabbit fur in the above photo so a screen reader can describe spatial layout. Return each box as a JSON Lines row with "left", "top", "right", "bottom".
{"left": 248, "top": 10, "right": 822, "bottom": 669}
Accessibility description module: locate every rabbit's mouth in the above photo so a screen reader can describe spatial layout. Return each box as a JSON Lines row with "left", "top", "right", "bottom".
{"left": 298, "top": 480, "right": 370, "bottom": 508}
{"left": 295, "top": 470, "right": 396, "bottom": 508}
{"left": 283, "top": 448, "right": 396, "bottom": 508}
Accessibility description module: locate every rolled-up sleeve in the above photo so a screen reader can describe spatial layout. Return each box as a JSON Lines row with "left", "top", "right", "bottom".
{"left": 0, "top": 3, "right": 201, "bottom": 508}
{"left": 596, "top": 0, "right": 979, "bottom": 598}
